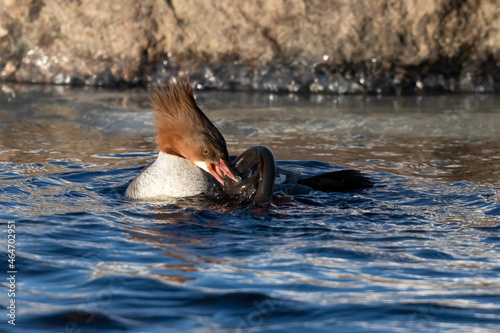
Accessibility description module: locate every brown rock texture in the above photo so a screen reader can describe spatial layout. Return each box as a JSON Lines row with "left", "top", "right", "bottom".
{"left": 0, "top": 0, "right": 499, "bottom": 93}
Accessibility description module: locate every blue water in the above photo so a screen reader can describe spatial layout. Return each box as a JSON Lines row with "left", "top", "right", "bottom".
{"left": 1, "top": 86, "right": 500, "bottom": 332}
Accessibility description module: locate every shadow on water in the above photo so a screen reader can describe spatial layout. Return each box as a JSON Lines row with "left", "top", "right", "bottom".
{"left": 1, "top": 85, "right": 499, "bottom": 332}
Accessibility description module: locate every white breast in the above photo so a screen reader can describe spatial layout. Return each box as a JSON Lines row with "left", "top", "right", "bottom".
{"left": 125, "top": 152, "right": 216, "bottom": 200}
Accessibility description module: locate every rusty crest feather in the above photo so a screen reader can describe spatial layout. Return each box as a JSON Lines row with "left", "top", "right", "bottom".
{"left": 151, "top": 76, "right": 229, "bottom": 161}
{"left": 152, "top": 76, "right": 199, "bottom": 132}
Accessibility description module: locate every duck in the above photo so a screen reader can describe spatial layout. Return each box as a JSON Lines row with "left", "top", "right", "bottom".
{"left": 125, "top": 77, "right": 236, "bottom": 200}
{"left": 126, "top": 76, "right": 373, "bottom": 203}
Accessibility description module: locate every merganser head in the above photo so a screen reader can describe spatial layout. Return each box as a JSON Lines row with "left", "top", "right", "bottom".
{"left": 152, "top": 76, "right": 237, "bottom": 185}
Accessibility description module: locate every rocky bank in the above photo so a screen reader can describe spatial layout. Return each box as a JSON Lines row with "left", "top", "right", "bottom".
{"left": 0, "top": 0, "right": 499, "bottom": 94}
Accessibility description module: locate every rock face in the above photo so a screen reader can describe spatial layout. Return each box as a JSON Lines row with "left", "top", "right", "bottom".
{"left": 0, "top": 0, "right": 499, "bottom": 93}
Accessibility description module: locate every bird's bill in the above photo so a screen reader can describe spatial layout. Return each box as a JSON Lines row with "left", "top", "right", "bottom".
{"left": 197, "top": 159, "right": 237, "bottom": 185}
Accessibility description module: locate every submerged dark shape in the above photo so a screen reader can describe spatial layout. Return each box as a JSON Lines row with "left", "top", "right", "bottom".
{"left": 297, "top": 169, "right": 375, "bottom": 192}
{"left": 224, "top": 146, "right": 276, "bottom": 205}
{"left": 224, "top": 145, "right": 374, "bottom": 205}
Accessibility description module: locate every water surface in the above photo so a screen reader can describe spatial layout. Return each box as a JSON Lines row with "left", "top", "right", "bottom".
{"left": 1, "top": 86, "right": 499, "bottom": 332}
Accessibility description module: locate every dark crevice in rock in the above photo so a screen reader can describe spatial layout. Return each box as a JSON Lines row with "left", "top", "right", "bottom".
{"left": 1, "top": 18, "right": 29, "bottom": 64}
{"left": 262, "top": 28, "right": 282, "bottom": 59}
{"left": 38, "top": 23, "right": 60, "bottom": 48}
{"left": 165, "top": 0, "right": 184, "bottom": 26}
{"left": 28, "top": 0, "right": 45, "bottom": 22}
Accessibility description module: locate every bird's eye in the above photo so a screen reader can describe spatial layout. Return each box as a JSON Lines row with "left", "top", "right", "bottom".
{"left": 202, "top": 148, "right": 210, "bottom": 156}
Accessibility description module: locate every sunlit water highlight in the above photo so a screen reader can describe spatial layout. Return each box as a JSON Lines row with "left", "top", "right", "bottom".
{"left": 0, "top": 86, "right": 499, "bottom": 332}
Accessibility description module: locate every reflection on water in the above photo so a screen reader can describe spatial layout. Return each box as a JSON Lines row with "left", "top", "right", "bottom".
{"left": 0, "top": 85, "right": 499, "bottom": 332}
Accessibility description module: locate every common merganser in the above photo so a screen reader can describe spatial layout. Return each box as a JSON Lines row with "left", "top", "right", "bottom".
{"left": 126, "top": 76, "right": 373, "bottom": 202}
{"left": 125, "top": 77, "right": 237, "bottom": 200}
